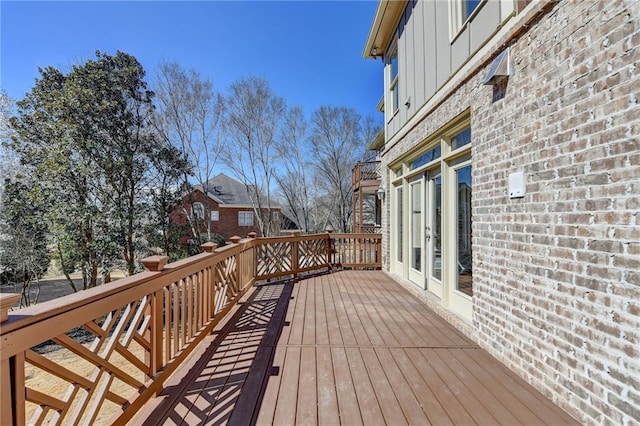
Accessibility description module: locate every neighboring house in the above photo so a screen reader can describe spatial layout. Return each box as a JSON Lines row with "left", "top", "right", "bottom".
{"left": 171, "top": 173, "right": 293, "bottom": 241}
{"left": 364, "top": 0, "right": 639, "bottom": 424}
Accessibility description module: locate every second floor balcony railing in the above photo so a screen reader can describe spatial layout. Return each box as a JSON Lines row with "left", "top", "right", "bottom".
{"left": 0, "top": 232, "right": 381, "bottom": 425}
{"left": 351, "top": 161, "right": 381, "bottom": 190}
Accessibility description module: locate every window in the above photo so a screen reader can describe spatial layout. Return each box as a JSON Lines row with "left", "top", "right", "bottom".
{"left": 191, "top": 202, "right": 204, "bottom": 220}
{"left": 463, "top": 0, "right": 481, "bottom": 20}
{"left": 210, "top": 210, "right": 219, "bottom": 221}
{"left": 389, "top": 43, "right": 399, "bottom": 114}
{"left": 450, "top": 127, "right": 471, "bottom": 151}
{"left": 238, "top": 211, "right": 254, "bottom": 226}
{"left": 449, "top": 0, "right": 483, "bottom": 39}
{"left": 411, "top": 145, "right": 441, "bottom": 170}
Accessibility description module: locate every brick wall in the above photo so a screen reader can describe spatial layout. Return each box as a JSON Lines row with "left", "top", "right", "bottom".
{"left": 171, "top": 190, "right": 262, "bottom": 241}
{"left": 381, "top": 0, "right": 640, "bottom": 423}
{"left": 473, "top": 1, "right": 639, "bottom": 423}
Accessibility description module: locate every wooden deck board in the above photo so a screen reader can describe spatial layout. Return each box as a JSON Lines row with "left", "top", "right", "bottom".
{"left": 130, "top": 270, "right": 579, "bottom": 426}
{"left": 296, "top": 346, "right": 317, "bottom": 425}
{"left": 314, "top": 278, "right": 330, "bottom": 346}
{"left": 316, "top": 347, "right": 339, "bottom": 426}
{"left": 327, "top": 273, "right": 358, "bottom": 346}
{"left": 389, "top": 347, "right": 453, "bottom": 425}
{"left": 344, "top": 347, "right": 385, "bottom": 426}
{"left": 330, "top": 346, "right": 363, "bottom": 426}
{"left": 272, "top": 346, "right": 300, "bottom": 426}
{"left": 360, "top": 347, "right": 406, "bottom": 424}
{"left": 333, "top": 272, "right": 372, "bottom": 346}
{"left": 374, "top": 347, "right": 431, "bottom": 425}
{"left": 405, "top": 347, "right": 478, "bottom": 425}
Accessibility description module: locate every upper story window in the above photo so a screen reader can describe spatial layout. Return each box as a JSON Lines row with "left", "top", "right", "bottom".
{"left": 238, "top": 211, "right": 254, "bottom": 226}
{"left": 210, "top": 210, "right": 219, "bottom": 221}
{"left": 388, "top": 41, "right": 399, "bottom": 115}
{"left": 191, "top": 202, "right": 204, "bottom": 220}
{"left": 450, "top": 0, "right": 484, "bottom": 40}
{"left": 463, "top": 0, "right": 481, "bottom": 20}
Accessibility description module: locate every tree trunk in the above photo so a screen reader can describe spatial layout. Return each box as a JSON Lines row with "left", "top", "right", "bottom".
{"left": 57, "top": 242, "right": 78, "bottom": 293}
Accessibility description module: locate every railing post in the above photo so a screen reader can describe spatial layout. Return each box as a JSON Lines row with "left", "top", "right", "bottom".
{"left": 201, "top": 242, "right": 218, "bottom": 321}
{"left": 1, "top": 293, "right": 20, "bottom": 323}
{"left": 245, "top": 233, "right": 257, "bottom": 286}
{"left": 291, "top": 231, "right": 300, "bottom": 280}
{"left": 141, "top": 256, "right": 169, "bottom": 379}
{"left": 201, "top": 242, "right": 218, "bottom": 253}
{"left": 1, "top": 353, "right": 25, "bottom": 426}
{"left": 229, "top": 236, "right": 241, "bottom": 296}
{"left": 1, "top": 294, "right": 24, "bottom": 425}
{"left": 325, "top": 226, "right": 334, "bottom": 271}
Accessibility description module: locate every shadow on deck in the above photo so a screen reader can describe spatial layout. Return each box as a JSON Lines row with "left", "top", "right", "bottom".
{"left": 131, "top": 270, "right": 578, "bottom": 425}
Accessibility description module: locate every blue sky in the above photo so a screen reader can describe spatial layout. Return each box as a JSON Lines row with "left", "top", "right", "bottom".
{"left": 1, "top": 1, "right": 383, "bottom": 121}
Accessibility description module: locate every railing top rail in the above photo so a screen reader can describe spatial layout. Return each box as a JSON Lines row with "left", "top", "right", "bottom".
{"left": 352, "top": 160, "right": 381, "bottom": 168}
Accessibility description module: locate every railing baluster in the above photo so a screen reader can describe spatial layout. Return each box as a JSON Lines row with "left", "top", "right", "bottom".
{"left": 150, "top": 289, "right": 164, "bottom": 377}
{"left": 164, "top": 287, "right": 171, "bottom": 366}
{"left": 181, "top": 278, "right": 187, "bottom": 348}
{"left": 292, "top": 231, "right": 300, "bottom": 280}
{"left": 173, "top": 283, "right": 179, "bottom": 358}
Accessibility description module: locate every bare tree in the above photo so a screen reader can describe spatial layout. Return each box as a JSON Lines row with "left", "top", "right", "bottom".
{"left": 153, "top": 62, "right": 223, "bottom": 244}
{"left": 221, "top": 76, "right": 285, "bottom": 237}
{"left": 310, "top": 106, "right": 367, "bottom": 232}
{"left": 274, "top": 106, "right": 316, "bottom": 232}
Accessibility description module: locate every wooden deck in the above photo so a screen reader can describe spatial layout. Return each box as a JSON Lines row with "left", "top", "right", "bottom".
{"left": 130, "top": 270, "right": 577, "bottom": 425}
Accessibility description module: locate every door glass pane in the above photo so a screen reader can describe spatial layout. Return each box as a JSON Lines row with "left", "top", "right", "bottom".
{"left": 396, "top": 186, "right": 403, "bottom": 262}
{"left": 432, "top": 176, "right": 442, "bottom": 280}
{"left": 411, "top": 182, "right": 421, "bottom": 271}
{"left": 456, "top": 166, "right": 473, "bottom": 296}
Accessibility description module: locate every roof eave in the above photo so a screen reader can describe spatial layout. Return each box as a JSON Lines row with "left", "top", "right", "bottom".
{"left": 366, "top": 129, "right": 385, "bottom": 151}
{"left": 362, "top": 0, "right": 408, "bottom": 59}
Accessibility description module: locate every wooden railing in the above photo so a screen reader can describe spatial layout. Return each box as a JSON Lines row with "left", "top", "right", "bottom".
{"left": 351, "top": 161, "right": 380, "bottom": 188}
{"left": 0, "top": 233, "right": 381, "bottom": 425}
{"left": 353, "top": 224, "right": 382, "bottom": 234}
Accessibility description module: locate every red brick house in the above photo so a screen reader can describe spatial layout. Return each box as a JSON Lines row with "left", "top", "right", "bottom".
{"left": 171, "top": 173, "right": 294, "bottom": 242}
